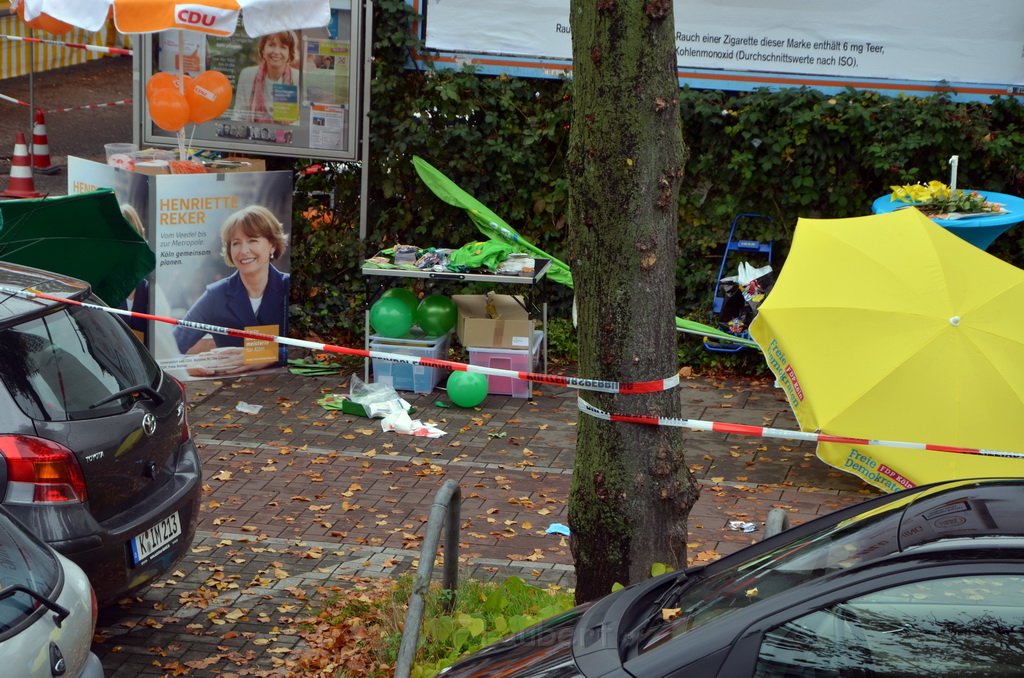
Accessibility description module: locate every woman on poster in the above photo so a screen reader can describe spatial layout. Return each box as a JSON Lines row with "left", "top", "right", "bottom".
{"left": 173, "top": 205, "right": 290, "bottom": 376}
{"left": 233, "top": 31, "right": 300, "bottom": 124}
{"left": 118, "top": 203, "right": 151, "bottom": 342}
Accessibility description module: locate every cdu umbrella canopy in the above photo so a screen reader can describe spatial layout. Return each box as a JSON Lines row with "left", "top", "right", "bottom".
{"left": 749, "top": 208, "right": 1024, "bottom": 492}
{"left": 19, "top": 0, "right": 330, "bottom": 37}
{"left": 0, "top": 189, "right": 154, "bottom": 305}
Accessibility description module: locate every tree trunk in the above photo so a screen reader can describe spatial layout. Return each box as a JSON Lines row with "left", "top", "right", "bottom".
{"left": 566, "top": 0, "right": 699, "bottom": 604}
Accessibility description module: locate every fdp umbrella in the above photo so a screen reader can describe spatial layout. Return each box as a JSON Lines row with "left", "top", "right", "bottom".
{"left": 0, "top": 189, "right": 154, "bottom": 305}
{"left": 410, "top": 156, "right": 757, "bottom": 347}
{"left": 19, "top": 0, "right": 330, "bottom": 37}
{"left": 749, "top": 208, "right": 1024, "bottom": 492}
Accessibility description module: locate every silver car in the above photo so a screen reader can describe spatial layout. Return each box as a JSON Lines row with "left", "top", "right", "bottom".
{"left": 0, "top": 505, "right": 103, "bottom": 677}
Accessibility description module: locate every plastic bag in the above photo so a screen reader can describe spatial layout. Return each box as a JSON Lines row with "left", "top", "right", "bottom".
{"left": 349, "top": 375, "right": 411, "bottom": 418}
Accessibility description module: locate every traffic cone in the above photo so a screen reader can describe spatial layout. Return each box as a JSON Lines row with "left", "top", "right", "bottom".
{"left": 30, "top": 109, "right": 60, "bottom": 175}
{"left": 1, "top": 132, "right": 44, "bottom": 199}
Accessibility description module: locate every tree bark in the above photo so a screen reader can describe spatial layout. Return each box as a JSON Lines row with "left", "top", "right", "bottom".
{"left": 566, "top": 0, "right": 699, "bottom": 604}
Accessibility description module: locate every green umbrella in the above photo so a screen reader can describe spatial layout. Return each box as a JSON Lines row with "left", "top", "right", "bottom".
{"left": 0, "top": 189, "right": 154, "bottom": 305}
{"left": 411, "top": 155, "right": 758, "bottom": 348}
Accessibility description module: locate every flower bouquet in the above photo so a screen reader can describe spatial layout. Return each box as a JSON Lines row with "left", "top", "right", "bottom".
{"left": 889, "top": 181, "right": 1007, "bottom": 220}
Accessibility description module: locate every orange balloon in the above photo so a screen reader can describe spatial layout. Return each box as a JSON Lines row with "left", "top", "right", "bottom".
{"left": 186, "top": 70, "right": 233, "bottom": 124}
{"left": 147, "top": 88, "right": 191, "bottom": 132}
{"left": 17, "top": 5, "right": 74, "bottom": 36}
{"left": 146, "top": 72, "right": 190, "bottom": 99}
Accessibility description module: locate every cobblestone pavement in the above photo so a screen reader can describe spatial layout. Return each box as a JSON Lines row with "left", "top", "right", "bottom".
{"left": 93, "top": 365, "right": 878, "bottom": 676}
{"left": 1, "top": 57, "right": 882, "bottom": 676}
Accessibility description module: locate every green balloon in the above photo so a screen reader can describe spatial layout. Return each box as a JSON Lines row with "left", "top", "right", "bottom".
{"left": 381, "top": 287, "right": 418, "bottom": 317}
{"left": 416, "top": 294, "right": 457, "bottom": 337}
{"left": 370, "top": 297, "right": 413, "bottom": 338}
{"left": 447, "top": 371, "right": 488, "bottom": 408}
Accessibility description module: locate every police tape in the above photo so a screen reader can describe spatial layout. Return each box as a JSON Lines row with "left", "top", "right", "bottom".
{"left": 0, "top": 34, "right": 133, "bottom": 57}
{"left": 0, "top": 92, "right": 133, "bottom": 113}
{"left": 2, "top": 286, "right": 679, "bottom": 395}
{"left": 42, "top": 98, "right": 133, "bottom": 114}
{"left": 577, "top": 397, "right": 1024, "bottom": 460}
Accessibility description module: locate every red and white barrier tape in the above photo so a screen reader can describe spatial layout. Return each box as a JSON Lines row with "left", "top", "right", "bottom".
{"left": 42, "top": 98, "right": 133, "bottom": 114}
{"left": 578, "top": 397, "right": 1024, "bottom": 461}
{"left": 0, "top": 34, "right": 132, "bottom": 57}
{"left": 1, "top": 286, "right": 679, "bottom": 395}
{"left": 0, "top": 93, "right": 133, "bottom": 113}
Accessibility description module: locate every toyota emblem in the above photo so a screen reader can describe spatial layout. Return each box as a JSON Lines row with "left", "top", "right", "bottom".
{"left": 142, "top": 413, "right": 157, "bottom": 436}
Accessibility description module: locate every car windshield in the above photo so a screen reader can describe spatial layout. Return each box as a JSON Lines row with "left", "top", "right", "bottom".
{"left": 0, "top": 511, "right": 60, "bottom": 631}
{"left": 0, "top": 300, "right": 161, "bottom": 421}
{"left": 641, "top": 502, "right": 904, "bottom": 652}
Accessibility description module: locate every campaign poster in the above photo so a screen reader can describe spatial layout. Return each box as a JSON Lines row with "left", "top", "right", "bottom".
{"left": 67, "top": 157, "right": 153, "bottom": 345}
{"left": 149, "top": 170, "right": 293, "bottom": 381}
{"left": 67, "top": 159, "right": 293, "bottom": 381}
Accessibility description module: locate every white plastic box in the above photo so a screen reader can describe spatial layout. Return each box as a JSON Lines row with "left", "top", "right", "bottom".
{"left": 370, "top": 331, "right": 451, "bottom": 394}
{"left": 466, "top": 331, "right": 544, "bottom": 398}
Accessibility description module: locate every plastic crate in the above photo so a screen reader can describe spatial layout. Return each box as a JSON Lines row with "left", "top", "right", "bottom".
{"left": 466, "top": 331, "right": 544, "bottom": 398}
{"left": 370, "top": 331, "right": 451, "bottom": 394}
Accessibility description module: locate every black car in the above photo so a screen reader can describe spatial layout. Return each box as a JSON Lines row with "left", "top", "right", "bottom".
{"left": 440, "top": 478, "right": 1024, "bottom": 677}
{"left": 0, "top": 263, "right": 201, "bottom": 605}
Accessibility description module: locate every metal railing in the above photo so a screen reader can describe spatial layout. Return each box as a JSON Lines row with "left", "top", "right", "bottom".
{"left": 395, "top": 478, "right": 462, "bottom": 678}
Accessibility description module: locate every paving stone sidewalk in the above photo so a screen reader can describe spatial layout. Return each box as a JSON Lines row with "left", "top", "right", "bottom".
{"left": 93, "top": 365, "right": 878, "bottom": 676}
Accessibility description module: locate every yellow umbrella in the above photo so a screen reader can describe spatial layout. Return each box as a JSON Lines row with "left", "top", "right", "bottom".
{"left": 749, "top": 208, "right": 1024, "bottom": 492}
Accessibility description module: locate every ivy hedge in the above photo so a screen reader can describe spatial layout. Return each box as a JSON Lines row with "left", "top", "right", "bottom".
{"left": 288, "top": 0, "right": 1024, "bottom": 368}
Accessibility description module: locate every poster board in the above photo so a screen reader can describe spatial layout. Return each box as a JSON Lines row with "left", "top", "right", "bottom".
{"left": 68, "top": 158, "right": 293, "bottom": 382}
{"left": 409, "top": 0, "right": 1024, "bottom": 101}
{"left": 136, "top": 0, "right": 360, "bottom": 160}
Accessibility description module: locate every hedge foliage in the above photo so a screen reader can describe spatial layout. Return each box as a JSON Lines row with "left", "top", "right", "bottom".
{"left": 288, "top": 0, "right": 1024, "bottom": 367}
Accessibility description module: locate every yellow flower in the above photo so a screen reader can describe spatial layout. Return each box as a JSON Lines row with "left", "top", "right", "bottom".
{"left": 890, "top": 181, "right": 951, "bottom": 204}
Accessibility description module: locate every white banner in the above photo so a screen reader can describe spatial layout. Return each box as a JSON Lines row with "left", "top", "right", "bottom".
{"left": 422, "top": 0, "right": 1024, "bottom": 88}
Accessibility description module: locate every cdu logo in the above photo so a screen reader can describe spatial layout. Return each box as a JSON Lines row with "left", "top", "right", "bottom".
{"left": 175, "top": 4, "right": 236, "bottom": 33}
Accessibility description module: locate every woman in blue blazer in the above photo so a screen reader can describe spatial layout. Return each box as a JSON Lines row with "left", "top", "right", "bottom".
{"left": 174, "top": 205, "right": 289, "bottom": 376}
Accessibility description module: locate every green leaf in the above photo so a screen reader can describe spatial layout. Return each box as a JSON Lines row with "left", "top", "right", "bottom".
{"left": 651, "top": 562, "right": 674, "bottom": 577}
{"left": 425, "top": 616, "right": 454, "bottom": 643}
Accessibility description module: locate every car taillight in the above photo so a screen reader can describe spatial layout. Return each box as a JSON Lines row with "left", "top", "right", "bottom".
{"left": 171, "top": 376, "right": 191, "bottom": 444}
{"left": 0, "top": 435, "right": 88, "bottom": 504}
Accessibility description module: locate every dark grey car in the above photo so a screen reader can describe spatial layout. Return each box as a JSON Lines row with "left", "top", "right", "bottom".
{"left": 0, "top": 262, "right": 201, "bottom": 605}
{"left": 440, "top": 477, "right": 1024, "bottom": 677}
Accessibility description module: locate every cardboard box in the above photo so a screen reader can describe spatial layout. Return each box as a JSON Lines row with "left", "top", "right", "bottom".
{"left": 452, "top": 294, "right": 535, "bottom": 349}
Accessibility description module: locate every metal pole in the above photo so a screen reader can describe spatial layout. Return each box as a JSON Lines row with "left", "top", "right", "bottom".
{"left": 359, "top": 0, "right": 374, "bottom": 381}
{"left": 358, "top": 0, "right": 373, "bottom": 241}
{"left": 28, "top": 28, "right": 36, "bottom": 166}
{"left": 394, "top": 478, "right": 462, "bottom": 678}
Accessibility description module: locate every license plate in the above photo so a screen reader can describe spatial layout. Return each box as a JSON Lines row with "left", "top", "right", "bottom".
{"left": 130, "top": 512, "right": 182, "bottom": 566}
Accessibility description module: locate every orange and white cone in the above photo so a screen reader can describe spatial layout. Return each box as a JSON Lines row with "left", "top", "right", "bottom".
{"left": 30, "top": 109, "right": 60, "bottom": 175}
{"left": 1, "top": 132, "right": 44, "bottom": 199}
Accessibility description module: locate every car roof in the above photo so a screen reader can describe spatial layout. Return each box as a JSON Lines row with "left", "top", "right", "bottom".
{"left": 894, "top": 478, "right": 1024, "bottom": 550}
{"left": 0, "top": 262, "right": 91, "bottom": 323}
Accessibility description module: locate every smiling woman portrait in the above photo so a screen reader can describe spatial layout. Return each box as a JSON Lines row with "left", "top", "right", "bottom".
{"left": 233, "top": 30, "right": 300, "bottom": 124}
{"left": 173, "top": 205, "right": 290, "bottom": 376}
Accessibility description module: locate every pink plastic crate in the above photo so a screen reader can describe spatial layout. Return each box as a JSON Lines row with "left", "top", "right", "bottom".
{"left": 466, "top": 331, "right": 544, "bottom": 398}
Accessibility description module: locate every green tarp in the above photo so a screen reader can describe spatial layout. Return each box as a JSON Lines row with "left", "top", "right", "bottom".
{"left": 411, "top": 155, "right": 758, "bottom": 348}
